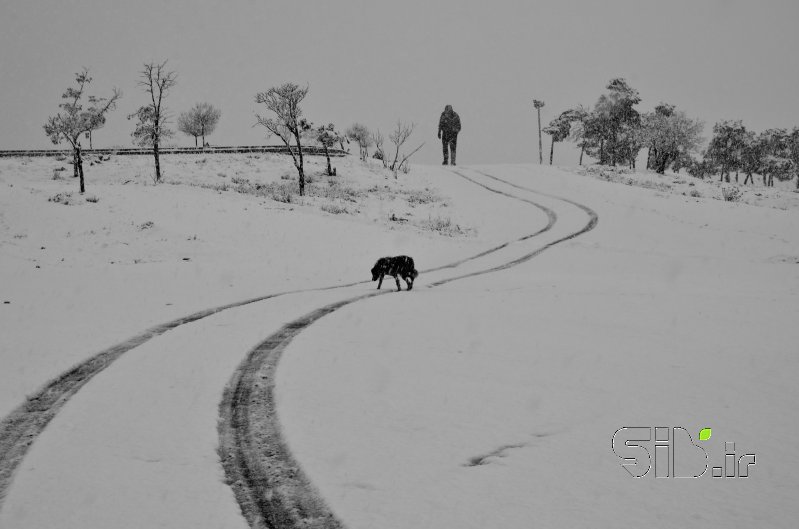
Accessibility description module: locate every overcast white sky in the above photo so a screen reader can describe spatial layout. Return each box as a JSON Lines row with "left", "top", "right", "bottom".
{"left": 1, "top": 0, "right": 798, "bottom": 164}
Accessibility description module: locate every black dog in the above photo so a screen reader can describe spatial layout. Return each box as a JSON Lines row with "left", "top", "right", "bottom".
{"left": 371, "top": 255, "right": 418, "bottom": 291}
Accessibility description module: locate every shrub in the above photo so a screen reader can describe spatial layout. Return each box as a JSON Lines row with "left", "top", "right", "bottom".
{"left": 320, "top": 203, "right": 348, "bottom": 214}
{"left": 309, "top": 182, "right": 360, "bottom": 202}
{"left": 418, "top": 215, "right": 467, "bottom": 236}
{"left": 233, "top": 180, "right": 295, "bottom": 204}
{"left": 404, "top": 188, "right": 440, "bottom": 206}
{"left": 85, "top": 195, "right": 99, "bottom": 203}
{"left": 688, "top": 189, "right": 701, "bottom": 198}
{"left": 721, "top": 186, "right": 742, "bottom": 202}
{"left": 48, "top": 192, "right": 73, "bottom": 205}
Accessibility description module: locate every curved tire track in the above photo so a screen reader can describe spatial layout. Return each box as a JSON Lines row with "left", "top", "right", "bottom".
{"left": 217, "top": 167, "right": 599, "bottom": 528}
{"left": 0, "top": 169, "right": 556, "bottom": 508}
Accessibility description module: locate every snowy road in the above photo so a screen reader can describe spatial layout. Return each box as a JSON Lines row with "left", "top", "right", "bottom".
{"left": 0, "top": 165, "right": 595, "bottom": 528}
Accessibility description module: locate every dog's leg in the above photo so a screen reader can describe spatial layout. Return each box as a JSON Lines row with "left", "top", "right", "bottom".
{"left": 405, "top": 276, "right": 413, "bottom": 290}
{"left": 395, "top": 275, "right": 401, "bottom": 291}
{"left": 377, "top": 275, "right": 383, "bottom": 289}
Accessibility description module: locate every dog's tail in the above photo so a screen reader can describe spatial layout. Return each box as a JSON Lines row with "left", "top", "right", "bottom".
{"left": 411, "top": 268, "right": 419, "bottom": 279}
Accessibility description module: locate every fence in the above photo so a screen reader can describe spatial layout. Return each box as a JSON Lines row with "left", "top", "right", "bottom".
{"left": 0, "top": 145, "right": 348, "bottom": 158}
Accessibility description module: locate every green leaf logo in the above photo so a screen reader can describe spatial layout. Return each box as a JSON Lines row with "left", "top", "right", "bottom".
{"left": 699, "top": 428, "right": 712, "bottom": 441}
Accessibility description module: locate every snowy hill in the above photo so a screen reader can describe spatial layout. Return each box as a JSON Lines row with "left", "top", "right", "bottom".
{"left": 0, "top": 154, "right": 797, "bottom": 528}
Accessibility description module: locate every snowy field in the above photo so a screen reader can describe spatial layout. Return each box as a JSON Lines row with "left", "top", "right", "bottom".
{"left": 1, "top": 154, "right": 798, "bottom": 528}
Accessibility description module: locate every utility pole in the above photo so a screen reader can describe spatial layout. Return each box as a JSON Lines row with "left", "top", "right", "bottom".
{"left": 533, "top": 99, "right": 545, "bottom": 164}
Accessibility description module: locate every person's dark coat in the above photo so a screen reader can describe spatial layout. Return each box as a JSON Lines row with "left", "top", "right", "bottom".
{"left": 438, "top": 105, "right": 461, "bottom": 138}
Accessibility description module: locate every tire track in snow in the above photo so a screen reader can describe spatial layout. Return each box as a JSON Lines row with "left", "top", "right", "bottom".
{"left": 217, "top": 167, "right": 598, "bottom": 529}
{"left": 0, "top": 169, "right": 557, "bottom": 509}
{"left": 427, "top": 168, "right": 599, "bottom": 286}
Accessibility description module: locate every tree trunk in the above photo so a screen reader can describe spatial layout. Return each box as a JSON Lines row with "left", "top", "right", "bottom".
{"left": 76, "top": 144, "right": 85, "bottom": 193}
{"left": 325, "top": 147, "right": 332, "bottom": 176}
{"left": 549, "top": 138, "right": 554, "bottom": 165}
{"left": 646, "top": 146, "right": 653, "bottom": 170}
{"left": 579, "top": 143, "right": 584, "bottom": 165}
{"left": 154, "top": 141, "right": 161, "bottom": 182}
{"left": 537, "top": 109, "right": 543, "bottom": 164}
{"left": 72, "top": 146, "right": 79, "bottom": 180}
{"left": 656, "top": 151, "right": 670, "bottom": 174}
{"left": 294, "top": 131, "right": 305, "bottom": 196}
{"left": 194, "top": 136, "right": 198, "bottom": 147}
{"left": 599, "top": 139, "right": 604, "bottom": 165}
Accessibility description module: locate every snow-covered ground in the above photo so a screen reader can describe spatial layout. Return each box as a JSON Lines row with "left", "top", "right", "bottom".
{"left": 278, "top": 165, "right": 799, "bottom": 528}
{"left": 1, "top": 155, "right": 798, "bottom": 528}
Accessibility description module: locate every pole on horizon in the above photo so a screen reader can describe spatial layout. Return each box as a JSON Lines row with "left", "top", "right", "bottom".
{"left": 533, "top": 99, "right": 545, "bottom": 165}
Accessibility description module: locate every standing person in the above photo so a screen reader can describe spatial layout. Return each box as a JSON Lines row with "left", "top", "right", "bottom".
{"left": 438, "top": 104, "right": 461, "bottom": 165}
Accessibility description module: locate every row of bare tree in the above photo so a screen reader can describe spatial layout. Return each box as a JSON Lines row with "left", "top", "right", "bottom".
{"left": 45, "top": 65, "right": 423, "bottom": 197}
{"left": 344, "top": 122, "right": 423, "bottom": 176}
{"left": 44, "top": 61, "right": 221, "bottom": 192}
{"left": 254, "top": 83, "right": 425, "bottom": 196}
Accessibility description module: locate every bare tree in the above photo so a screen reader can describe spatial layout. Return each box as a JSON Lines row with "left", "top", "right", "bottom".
{"left": 129, "top": 61, "right": 177, "bottom": 182}
{"left": 178, "top": 102, "right": 221, "bottom": 147}
{"left": 346, "top": 123, "right": 371, "bottom": 161}
{"left": 371, "top": 129, "right": 387, "bottom": 167}
{"left": 255, "top": 83, "right": 311, "bottom": 195}
{"left": 44, "top": 68, "right": 121, "bottom": 193}
{"left": 533, "top": 99, "right": 545, "bottom": 164}
{"left": 388, "top": 120, "right": 424, "bottom": 179}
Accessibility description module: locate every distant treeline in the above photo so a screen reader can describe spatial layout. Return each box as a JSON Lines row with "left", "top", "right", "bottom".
{"left": 541, "top": 78, "right": 799, "bottom": 188}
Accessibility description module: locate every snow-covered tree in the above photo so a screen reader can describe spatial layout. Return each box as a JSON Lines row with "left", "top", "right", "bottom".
{"left": 565, "top": 105, "right": 590, "bottom": 165}
{"left": 129, "top": 61, "right": 177, "bottom": 182}
{"left": 315, "top": 123, "right": 344, "bottom": 176}
{"left": 758, "top": 128, "right": 793, "bottom": 187}
{"left": 43, "top": 69, "right": 121, "bottom": 193}
{"left": 583, "top": 79, "right": 642, "bottom": 167}
{"left": 788, "top": 127, "right": 799, "bottom": 189}
{"left": 543, "top": 111, "right": 572, "bottom": 165}
{"left": 706, "top": 120, "right": 746, "bottom": 182}
{"left": 643, "top": 103, "right": 704, "bottom": 174}
{"left": 255, "top": 83, "right": 312, "bottom": 195}
{"left": 346, "top": 123, "right": 372, "bottom": 162}
{"left": 178, "top": 102, "right": 221, "bottom": 147}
